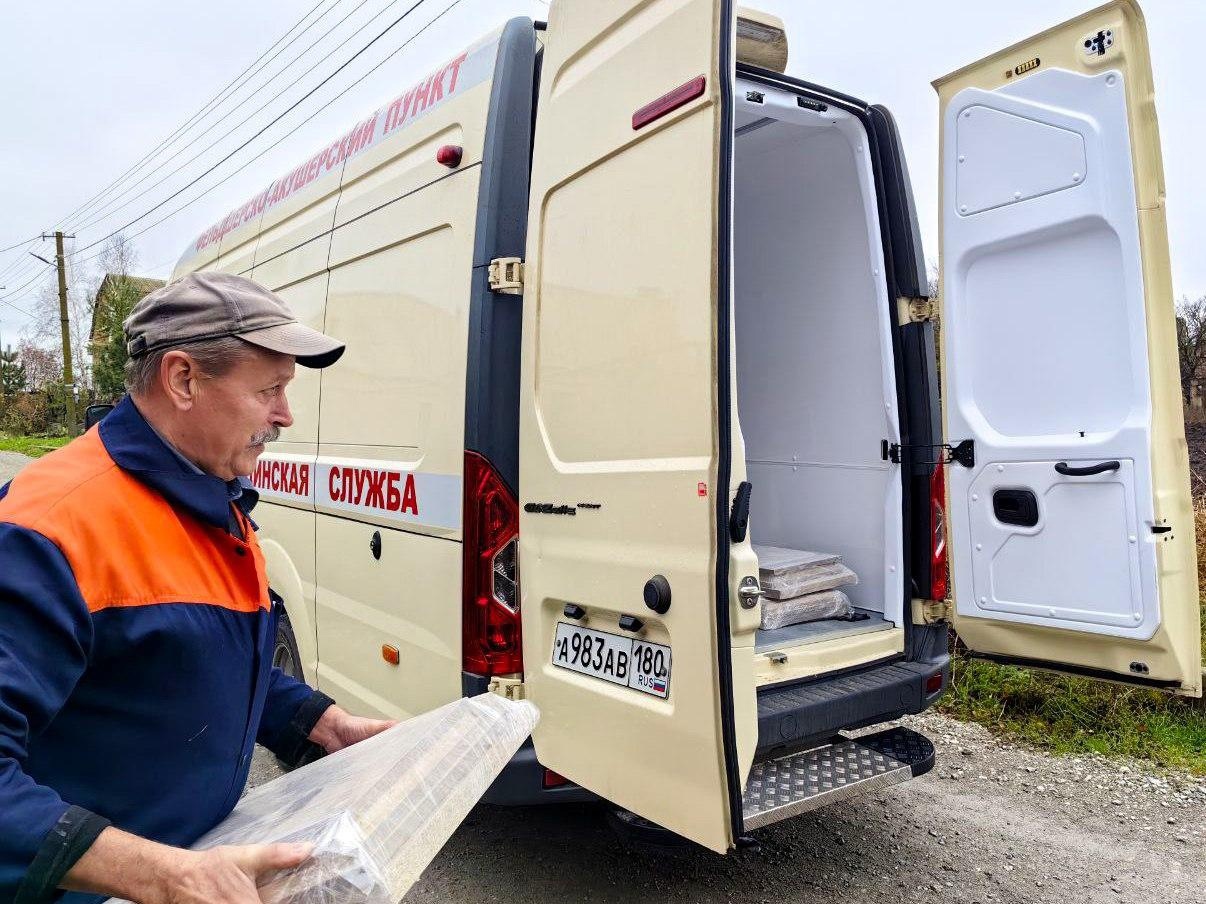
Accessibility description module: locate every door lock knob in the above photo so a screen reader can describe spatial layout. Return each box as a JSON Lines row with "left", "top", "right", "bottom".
{"left": 643, "top": 575, "right": 672, "bottom": 614}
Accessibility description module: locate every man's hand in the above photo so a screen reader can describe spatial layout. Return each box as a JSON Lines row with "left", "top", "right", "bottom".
{"left": 308, "top": 704, "right": 397, "bottom": 754}
{"left": 151, "top": 843, "right": 313, "bottom": 903}
{"left": 61, "top": 826, "right": 312, "bottom": 903}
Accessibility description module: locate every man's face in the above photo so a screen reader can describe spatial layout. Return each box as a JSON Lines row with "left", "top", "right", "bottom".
{"left": 186, "top": 348, "right": 296, "bottom": 480}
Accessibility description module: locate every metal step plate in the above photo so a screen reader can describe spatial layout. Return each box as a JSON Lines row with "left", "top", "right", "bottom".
{"left": 742, "top": 726, "right": 934, "bottom": 831}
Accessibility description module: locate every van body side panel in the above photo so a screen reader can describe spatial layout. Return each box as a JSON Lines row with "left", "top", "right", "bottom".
{"left": 311, "top": 43, "right": 497, "bottom": 716}
{"left": 214, "top": 216, "right": 263, "bottom": 278}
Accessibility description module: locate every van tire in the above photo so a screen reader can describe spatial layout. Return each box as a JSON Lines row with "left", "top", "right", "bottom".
{"left": 270, "top": 609, "right": 324, "bottom": 771}
{"left": 272, "top": 609, "right": 304, "bottom": 682}
{"left": 604, "top": 807, "right": 697, "bottom": 852}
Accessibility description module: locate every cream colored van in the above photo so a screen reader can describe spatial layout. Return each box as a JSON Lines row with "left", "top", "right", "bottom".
{"left": 173, "top": 0, "right": 1201, "bottom": 853}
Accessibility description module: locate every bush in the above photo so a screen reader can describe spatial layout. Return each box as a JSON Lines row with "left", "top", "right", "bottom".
{"left": 1, "top": 394, "right": 51, "bottom": 435}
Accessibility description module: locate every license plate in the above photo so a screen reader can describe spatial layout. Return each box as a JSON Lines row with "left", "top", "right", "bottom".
{"left": 551, "top": 622, "right": 672, "bottom": 699}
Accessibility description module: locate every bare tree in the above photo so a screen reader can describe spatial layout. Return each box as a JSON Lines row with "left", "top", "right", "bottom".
{"left": 926, "top": 261, "right": 939, "bottom": 300}
{"left": 1176, "top": 295, "right": 1206, "bottom": 405}
{"left": 92, "top": 234, "right": 139, "bottom": 294}
{"left": 26, "top": 250, "right": 93, "bottom": 392}
{"left": 22, "top": 235, "right": 140, "bottom": 395}
{"left": 91, "top": 236, "right": 145, "bottom": 400}
{"left": 17, "top": 340, "right": 62, "bottom": 391}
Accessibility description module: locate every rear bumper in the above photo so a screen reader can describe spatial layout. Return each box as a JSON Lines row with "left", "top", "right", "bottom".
{"left": 473, "top": 652, "right": 949, "bottom": 805}
{"left": 482, "top": 739, "right": 599, "bottom": 806}
{"left": 756, "top": 654, "right": 950, "bottom": 755}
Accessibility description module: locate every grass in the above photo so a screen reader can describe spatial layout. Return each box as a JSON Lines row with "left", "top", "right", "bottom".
{"left": 937, "top": 501, "right": 1206, "bottom": 775}
{"left": 0, "top": 434, "right": 72, "bottom": 458}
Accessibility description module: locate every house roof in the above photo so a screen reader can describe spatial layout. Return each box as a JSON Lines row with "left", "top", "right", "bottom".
{"left": 90, "top": 273, "right": 166, "bottom": 343}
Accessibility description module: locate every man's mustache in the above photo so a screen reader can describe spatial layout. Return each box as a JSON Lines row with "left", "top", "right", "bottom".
{"left": 249, "top": 426, "right": 281, "bottom": 447}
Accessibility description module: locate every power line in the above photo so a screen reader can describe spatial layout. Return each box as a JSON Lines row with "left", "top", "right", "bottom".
{"left": 74, "top": 0, "right": 433, "bottom": 256}
{"left": 74, "top": 0, "right": 388, "bottom": 234}
{"left": 0, "top": 266, "right": 51, "bottom": 306}
{"left": 52, "top": 0, "right": 343, "bottom": 236}
{"left": 0, "top": 297, "right": 34, "bottom": 318}
{"left": 0, "top": 244, "right": 41, "bottom": 286}
{"left": 0, "top": 236, "right": 43, "bottom": 255}
{"left": 0, "top": 1, "right": 340, "bottom": 279}
{"left": 67, "top": 0, "right": 462, "bottom": 273}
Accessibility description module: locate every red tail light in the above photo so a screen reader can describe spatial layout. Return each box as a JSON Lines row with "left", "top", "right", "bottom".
{"left": 929, "top": 462, "right": 949, "bottom": 601}
{"left": 542, "top": 768, "right": 570, "bottom": 789}
{"left": 462, "top": 451, "right": 522, "bottom": 677}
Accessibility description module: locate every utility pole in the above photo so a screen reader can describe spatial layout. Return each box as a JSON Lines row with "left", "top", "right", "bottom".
{"left": 43, "top": 232, "right": 78, "bottom": 436}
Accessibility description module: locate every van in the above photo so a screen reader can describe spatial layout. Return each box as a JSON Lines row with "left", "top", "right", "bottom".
{"left": 173, "top": 0, "right": 1202, "bottom": 853}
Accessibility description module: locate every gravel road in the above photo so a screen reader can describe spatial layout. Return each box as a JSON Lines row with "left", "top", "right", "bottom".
{"left": 403, "top": 711, "right": 1205, "bottom": 904}
{"left": 0, "top": 450, "right": 32, "bottom": 486}
{"left": 250, "top": 710, "right": 1205, "bottom": 904}
{"left": 6, "top": 450, "right": 1204, "bottom": 902}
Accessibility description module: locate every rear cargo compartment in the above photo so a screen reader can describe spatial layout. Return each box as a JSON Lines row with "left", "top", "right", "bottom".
{"left": 732, "top": 78, "right": 904, "bottom": 658}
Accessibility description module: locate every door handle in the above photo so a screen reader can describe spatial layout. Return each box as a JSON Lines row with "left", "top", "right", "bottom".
{"left": 1054, "top": 460, "right": 1120, "bottom": 477}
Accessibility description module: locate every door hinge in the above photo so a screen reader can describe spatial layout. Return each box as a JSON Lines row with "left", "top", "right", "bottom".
{"left": 882, "top": 439, "right": 975, "bottom": 468}
{"left": 912, "top": 597, "right": 953, "bottom": 624}
{"left": 898, "top": 296, "right": 937, "bottom": 324}
{"left": 488, "top": 675, "right": 526, "bottom": 701}
{"left": 488, "top": 257, "right": 524, "bottom": 294}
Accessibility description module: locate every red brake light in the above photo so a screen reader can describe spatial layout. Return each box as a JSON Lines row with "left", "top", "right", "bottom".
{"left": 632, "top": 75, "right": 706, "bottom": 130}
{"left": 542, "top": 768, "right": 570, "bottom": 789}
{"left": 929, "top": 462, "right": 948, "bottom": 602}
{"left": 925, "top": 672, "right": 944, "bottom": 695}
{"left": 436, "top": 144, "right": 463, "bottom": 167}
{"left": 462, "top": 451, "right": 522, "bottom": 677}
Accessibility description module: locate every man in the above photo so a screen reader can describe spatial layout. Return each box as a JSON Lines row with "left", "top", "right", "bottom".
{"left": 0, "top": 273, "right": 393, "bottom": 904}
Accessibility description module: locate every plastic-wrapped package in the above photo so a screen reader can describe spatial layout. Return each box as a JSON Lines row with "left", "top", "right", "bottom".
{"left": 760, "top": 562, "right": 857, "bottom": 600}
{"left": 753, "top": 545, "right": 840, "bottom": 576}
{"left": 760, "top": 588, "right": 853, "bottom": 630}
{"left": 107, "top": 693, "right": 538, "bottom": 904}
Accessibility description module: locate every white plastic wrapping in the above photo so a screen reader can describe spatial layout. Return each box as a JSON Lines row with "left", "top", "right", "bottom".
{"left": 760, "top": 562, "right": 857, "bottom": 600}
{"left": 760, "top": 588, "right": 853, "bottom": 630}
{"left": 753, "top": 545, "right": 840, "bottom": 576}
{"left": 108, "top": 694, "right": 538, "bottom": 904}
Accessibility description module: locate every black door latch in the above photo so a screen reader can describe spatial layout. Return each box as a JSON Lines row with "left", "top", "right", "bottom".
{"left": 882, "top": 439, "right": 975, "bottom": 468}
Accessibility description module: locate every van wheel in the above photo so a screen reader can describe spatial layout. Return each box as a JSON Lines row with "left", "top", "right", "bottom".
{"left": 604, "top": 807, "right": 696, "bottom": 852}
{"left": 273, "top": 609, "right": 304, "bottom": 681}
{"left": 270, "top": 608, "right": 323, "bottom": 771}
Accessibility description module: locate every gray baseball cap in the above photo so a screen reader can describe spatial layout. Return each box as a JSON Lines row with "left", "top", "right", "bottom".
{"left": 124, "top": 271, "right": 345, "bottom": 369}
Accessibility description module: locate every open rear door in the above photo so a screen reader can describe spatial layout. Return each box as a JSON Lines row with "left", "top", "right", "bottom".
{"left": 518, "top": 0, "right": 751, "bottom": 851}
{"left": 936, "top": 0, "right": 1201, "bottom": 695}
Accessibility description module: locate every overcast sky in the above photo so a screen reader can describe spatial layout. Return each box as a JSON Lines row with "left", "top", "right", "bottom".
{"left": 1, "top": 0, "right": 1202, "bottom": 345}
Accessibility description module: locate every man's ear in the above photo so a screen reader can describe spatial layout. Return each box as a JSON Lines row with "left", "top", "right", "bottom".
{"left": 160, "top": 351, "right": 197, "bottom": 411}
